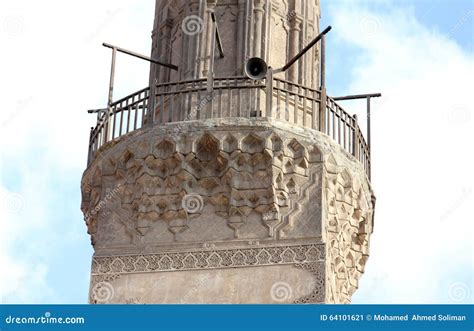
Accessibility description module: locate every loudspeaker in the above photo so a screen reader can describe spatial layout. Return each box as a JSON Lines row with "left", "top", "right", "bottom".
{"left": 244, "top": 57, "right": 268, "bottom": 80}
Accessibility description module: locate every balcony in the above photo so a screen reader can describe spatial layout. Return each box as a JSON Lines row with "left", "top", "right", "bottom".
{"left": 87, "top": 76, "right": 371, "bottom": 179}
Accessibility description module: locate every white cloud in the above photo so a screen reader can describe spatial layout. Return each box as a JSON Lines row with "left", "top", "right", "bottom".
{"left": 327, "top": 2, "right": 473, "bottom": 303}
{"left": 0, "top": 248, "right": 50, "bottom": 303}
{"left": 0, "top": 0, "right": 472, "bottom": 304}
{"left": 0, "top": 0, "right": 153, "bottom": 303}
{"left": 0, "top": 186, "right": 52, "bottom": 303}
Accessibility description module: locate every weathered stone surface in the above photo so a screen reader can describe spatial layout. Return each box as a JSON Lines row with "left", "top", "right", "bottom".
{"left": 93, "top": 264, "right": 319, "bottom": 304}
{"left": 151, "top": 0, "right": 320, "bottom": 88}
{"left": 90, "top": 242, "right": 325, "bottom": 304}
{"left": 82, "top": 118, "right": 374, "bottom": 304}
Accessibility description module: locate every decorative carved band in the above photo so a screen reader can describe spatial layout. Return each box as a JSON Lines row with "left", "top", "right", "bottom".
{"left": 92, "top": 243, "right": 324, "bottom": 276}
{"left": 294, "top": 262, "right": 326, "bottom": 303}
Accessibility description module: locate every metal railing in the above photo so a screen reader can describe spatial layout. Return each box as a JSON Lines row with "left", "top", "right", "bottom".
{"left": 88, "top": 87, "right": 150, "bottom": 162}
{"left": 87, "top": 77, "right": 371, "bottom": 178}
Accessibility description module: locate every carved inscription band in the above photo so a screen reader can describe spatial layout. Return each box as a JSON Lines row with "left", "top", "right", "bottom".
{"left": 92, "top": 243, "right": 325, "bottom": 275}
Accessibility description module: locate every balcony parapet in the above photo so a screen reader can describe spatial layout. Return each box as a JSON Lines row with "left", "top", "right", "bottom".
{"left": 87, "top": 77, "right": 371, "bottom": 178}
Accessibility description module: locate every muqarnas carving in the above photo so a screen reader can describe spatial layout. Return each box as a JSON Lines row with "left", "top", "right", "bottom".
{"left": 81, "top": 129, "right": 325, "bottom": 251}
{"left": 81, "top": 122, "right": 374, "bottom": 304}
{"left": 323, "top": 156, "right": 373, "bottom": 303}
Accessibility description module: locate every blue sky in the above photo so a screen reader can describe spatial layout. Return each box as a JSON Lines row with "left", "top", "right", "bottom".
{"left": 0, "top": 0, "right": 472, "bottom": 304}
{"left": 321, "top": 0, "right": 473, "bottom": 95}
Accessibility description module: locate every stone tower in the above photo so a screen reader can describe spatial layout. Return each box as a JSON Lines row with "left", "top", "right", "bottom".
{"left": 81, "top": 0, "right": 375, "bottom": 304}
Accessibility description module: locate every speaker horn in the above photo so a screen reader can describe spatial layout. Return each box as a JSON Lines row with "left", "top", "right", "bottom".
{"left": 245, "top": 57, "right": 268, "bottom": 80}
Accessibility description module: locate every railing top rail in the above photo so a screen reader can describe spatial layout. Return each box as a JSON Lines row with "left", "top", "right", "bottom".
{"left": 273, "top": 77, "right": 322, "bottom": 94}
{"left": 110, "top": 86, "right": 150, "bottom": 107}
{"left": 326, "top": 96, "right": 355, "bottom": 121}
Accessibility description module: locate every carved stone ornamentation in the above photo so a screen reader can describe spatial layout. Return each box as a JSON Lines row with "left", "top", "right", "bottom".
{"left": 81, "top": 122, "right": 327, "bottom": 253}
{"left": 323, "top": 155, "right": 374, "bottom": 303}
{"left": 82, "top": 0, "right": 375, "bottom": 304}
{"left": 82, "top": 118, "right": 374, "bottom": 304}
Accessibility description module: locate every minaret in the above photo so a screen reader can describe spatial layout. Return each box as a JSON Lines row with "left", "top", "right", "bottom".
{"left": 82, "top": 0, "right": 375, "bottom": 304}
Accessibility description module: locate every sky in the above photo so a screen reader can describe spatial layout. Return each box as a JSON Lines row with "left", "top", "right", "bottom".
{"left": 0, "top": 0, "right": 473, "bottom": 304}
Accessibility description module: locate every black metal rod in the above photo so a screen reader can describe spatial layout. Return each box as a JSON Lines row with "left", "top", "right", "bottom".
{"left": 279, "top": 25, "right": 332, "bottom": 72}
{"left": 334, "top": 93, "right": 382, "bottom": 154}
{"left": 107, "top": 47, "right": 117, "bottom": 106}
{"left": 320, "top": 35, "right": 326, "bottom": 89}
{"left": 103, "top": 42, "right": 178, "bottom": 71}
{"left": 333, "top": 93, "right": 382, "bottom": 101}
{"left": 88, "top": 108, "right": 108, "bottom": 114}
{"left": 367, "top": 96, "right": 371, "bottom": 148}
{"left": 211, "top": 12, "right": 225, "bottom": 58}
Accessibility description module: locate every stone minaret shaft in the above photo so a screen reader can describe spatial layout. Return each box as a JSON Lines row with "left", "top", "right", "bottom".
{"left": 151, "top": 0, "right": 320, "bottom": 87}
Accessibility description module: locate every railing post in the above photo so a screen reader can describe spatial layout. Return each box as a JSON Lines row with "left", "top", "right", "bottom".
{"left": 266, "top": 68, "right": 274, "bottom": 118}
{"left": 319, "top": 35, "right": 327, "bottom": 133}
{"left": 320, "top": 35, "right": 326, "bottom": 89}
{"left": 207, "top": 11, "right": 216, "bottom": 94}
{"left": 366, "top": 96, "right": 371, "bottom": 149}
{"left": 353, "top": 114, "right": 360, "bottom": 160}
{"left": 105, "top": 47, "right": 117, "bottom": 143}
{"left": 147, "top": 75, "right": 156, "bottom": 127}
{"left": 205, "top": 11, "right": 217, "bottom": 118}
{"left": 319, "top": 88, "right": 327, "bottom": 133}
{"left": 87, "top": 127, "right": 94, "bottom": 165}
